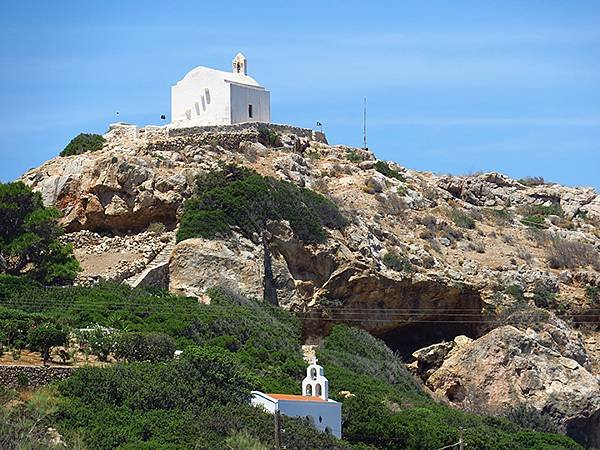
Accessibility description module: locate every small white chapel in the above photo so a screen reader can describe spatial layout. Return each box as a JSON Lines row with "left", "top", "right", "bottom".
{"left": 171, "top": 53, "right": 271, "bottom": 127}
{"left": 251, "top": 358, "right": 342, "bottom": 438}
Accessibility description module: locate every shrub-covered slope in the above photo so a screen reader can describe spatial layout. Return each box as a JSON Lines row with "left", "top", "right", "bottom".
{"left": 0, "top": 278, "right": 582, "bottom": 449}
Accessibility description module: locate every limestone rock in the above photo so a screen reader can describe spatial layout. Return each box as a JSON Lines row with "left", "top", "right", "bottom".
{"left": 169, "top": 237, "right": 264, "bottom": 299}
{"left": 424, "top": 325, "right": 600, "bottom": 447}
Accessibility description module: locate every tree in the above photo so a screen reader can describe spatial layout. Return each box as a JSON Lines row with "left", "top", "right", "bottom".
{"left": 0, "top": 182, "right": 80, "bottom": 285}
{"left": 27, "top": 323, "right": 67, "bottom": 366}
{"left": 59, "top": 133, "right": 105, "bottom": 157}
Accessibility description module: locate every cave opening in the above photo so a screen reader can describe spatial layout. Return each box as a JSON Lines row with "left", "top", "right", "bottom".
{"left": 378, "top": 319, "right": 483, "bottom": 360}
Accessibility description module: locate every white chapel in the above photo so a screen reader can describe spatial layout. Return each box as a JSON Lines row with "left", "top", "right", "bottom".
{"left": 171, "top": 53, "right": 271, "bottom": 127}
{"left": 251, "top": 358, "right": 342, "bottom": 438}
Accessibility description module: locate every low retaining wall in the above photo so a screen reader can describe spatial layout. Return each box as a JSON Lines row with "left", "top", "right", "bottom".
{"left": 0, "top": 365, "right": 76, "bottom": 389}
{"left": 167, "top": 122, "right": 327, "bottom": 144}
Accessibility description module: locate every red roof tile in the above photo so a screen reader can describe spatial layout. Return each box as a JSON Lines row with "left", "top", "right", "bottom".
{"left": 266, "top": 393, "right": 327, "bottom": 402}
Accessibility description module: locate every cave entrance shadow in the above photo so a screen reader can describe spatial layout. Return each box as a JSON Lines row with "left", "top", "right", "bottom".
{"left": 378, "top": 320, "right": 482, "bottom": 360}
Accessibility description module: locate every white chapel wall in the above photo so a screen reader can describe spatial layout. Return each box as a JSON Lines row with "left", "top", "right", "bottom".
{"left": 171, "top": 71, "right": 232, "bottom": 126}
{"left": 229, "top": 83, "right": 270, "bottom": 124}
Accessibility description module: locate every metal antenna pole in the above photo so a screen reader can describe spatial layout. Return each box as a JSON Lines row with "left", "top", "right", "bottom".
{"left": 363, "top": 97, "right": 367, "bottom": 149}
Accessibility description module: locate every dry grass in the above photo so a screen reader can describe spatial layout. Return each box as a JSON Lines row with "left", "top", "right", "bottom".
{"left": 546, "top": 235, "right": 600, "bottom": 270}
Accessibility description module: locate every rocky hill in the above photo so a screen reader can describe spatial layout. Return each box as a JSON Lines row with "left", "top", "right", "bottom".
{"left": 21, "top": 122, "right": 600, "bottom": 446}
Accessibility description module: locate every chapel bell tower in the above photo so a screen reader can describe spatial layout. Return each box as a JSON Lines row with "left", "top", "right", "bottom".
{"left": 302, "top": 358, "right": 329, "bottom": 400}
{"left": 232, "top": 52, "right": 247, "bottom": 75}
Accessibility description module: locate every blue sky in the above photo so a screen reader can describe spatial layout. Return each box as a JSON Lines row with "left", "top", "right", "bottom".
{"left": 1, "top": 0, "right": 599, "bottom": 189}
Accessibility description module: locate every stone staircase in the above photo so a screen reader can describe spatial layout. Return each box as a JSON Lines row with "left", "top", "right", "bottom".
{"left": 125, "top": 235, "right": 177, "bottom": 289}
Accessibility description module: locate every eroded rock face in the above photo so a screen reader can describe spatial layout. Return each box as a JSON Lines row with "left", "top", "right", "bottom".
{"left": 169, "top": 237, "right": 264, "bottom": 301}
{"left": 22, "top": 152, "right": 196, "bottom": 232}
{"left": 21, "top": 123, "right": 600, "bottom": 445}
{"left": 420, "top": 325, "right": 600, "bottom": 447}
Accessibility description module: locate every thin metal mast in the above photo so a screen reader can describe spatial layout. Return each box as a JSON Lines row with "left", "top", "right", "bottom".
{"left": 363, "top": 97, "right": 367, "bottom": 149}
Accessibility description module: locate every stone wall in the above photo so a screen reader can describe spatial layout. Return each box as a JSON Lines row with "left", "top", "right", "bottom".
{"left": 167, "top": 122, "right": 328, "bottom": 144}
{"left": 0, "top": 365, "right": 76, "bottom": 389}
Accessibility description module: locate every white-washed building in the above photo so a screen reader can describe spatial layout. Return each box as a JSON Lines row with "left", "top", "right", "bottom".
{"left": 251, "top": 358, "right": 342, "bottom": 438}
{"left": 171, "top": 53, "right": 270, "bottom": 127}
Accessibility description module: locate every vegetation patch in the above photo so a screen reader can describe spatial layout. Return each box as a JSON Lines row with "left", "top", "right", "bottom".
{"left": 585, "top": 285, "right": 599, "bottom": 304}
{"left": 449, "top": 208, "right": 476, "bottom": 229}
{"left": 518, "top": 176, "right": 546, "bottom": 187}
{"left": 374, "top": 161, "right": 406, "bottom": 182}
{"left": 257, "top": 125, "right": 279, "bottom": 147}
{"left": 177, "top": 165, "right": 347, "bottom": 243}
{"left": 0, "top": 277, "right": 584, "bottom": 449}
{"left": 345, "top": 150, "right": 366, "bottom": 163}
{"left": 383, "top": 252, "right": 413, "bottom": 273}
{"left": 546, "top": 235, "right": 600, "bottom": 270}
{"left": 0, "top": 182, "right": 80, "bottom": 285}
{"left": 60, "top": 133, "right": 105, "bottom": 157}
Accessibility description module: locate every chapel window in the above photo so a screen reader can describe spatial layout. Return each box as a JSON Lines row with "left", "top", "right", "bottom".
{"left": 248, "top": 104, "right": 253, "bottom": 118}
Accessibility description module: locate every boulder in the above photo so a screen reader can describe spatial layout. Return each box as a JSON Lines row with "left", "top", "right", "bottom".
{"left": 425, "top": 325, "right": 600, "bottom": 447}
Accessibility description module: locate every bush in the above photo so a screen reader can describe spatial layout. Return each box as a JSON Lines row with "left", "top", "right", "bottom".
{"left": 27, "top": 323, "right": 67, "bottom": 365}
{"left": 0, "top": 307, "right": 54, "bottom": 348}
{"left": 147, "top": 222, "right": 166, "bottom": 234}
{"left": 383, "top": 252, "right": 412, "bottom": 273}
{"left": 374, "top": 161, "right": 405, "bottom": 182}
{"left": 449, "top": 208, "right": 476, "bottom": 229}
{"left": 345, "top": 150, "right": 365, "bottom": 163}
{"left": 518, "top": 176, "right": 546, "bottom": 186}
{"left": 59, "top": 133, "right": 105, "bottom": 157}
{"left": 532, "top": 284, "right": 557, "bottom": 309}
{"left": 257, "top": 126, "right": 279, "bottom": 147}
{"left": 177, "top": 166, "right": 347, "bottom": 244}
{"left": 546, "top": 235, "right": 600, "bottom": 270}
{"left": 521, "top": 214, "right": 547, "bottom": 229}
{"left": 586, "top": 285, "right": 599, "bottom": 304}
{"left": 114, "top": 332, "right": 176, "bottom": 362}
{"left": 225, "top": 430, "right": 268, "bottom": 450}
{"left": 75, "top": 327, "right": 116, "bottom": 362}
{"left": 505, "top": 404, "right": 557, "bottom": 433}
{"left": 483, "top": 208, "right": 513, "bottom": 225}
{"left": 0, "top": 182, "right": 80, "bottom": 284}
{"left": 504, "top": 284, "right": 525, "bottom": 303}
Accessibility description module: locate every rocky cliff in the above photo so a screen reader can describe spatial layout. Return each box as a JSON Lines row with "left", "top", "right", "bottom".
{"left": 21, "top": 122, "right": 600, "bottom": 446}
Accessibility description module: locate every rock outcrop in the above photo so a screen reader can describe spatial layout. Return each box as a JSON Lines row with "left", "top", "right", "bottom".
{"left": 19, "top": 122, "right": 600, "bottom": 445}
{"left": 411, "top": 321, "right": 600, "bottom": 447}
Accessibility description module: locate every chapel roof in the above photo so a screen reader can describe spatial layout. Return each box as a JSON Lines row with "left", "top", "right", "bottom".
{"left": 179, "top": 65, "right": 261, "bottom": 87}
{"left": 265, "top": 393, "right": 328, "bottom": 402}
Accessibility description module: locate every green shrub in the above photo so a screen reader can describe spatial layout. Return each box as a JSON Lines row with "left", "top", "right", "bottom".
{"left": 518, "top": 176, "right": 545, "bottom": 186}
{"left": 147, "top": 222, "right": 166, "bottom": 234}
{"left": 27, "top": 323, "right": 67, "bottom": 365}
{"left": 521, "top": 214, "right": 546, "bottom": 229}
{"left": 345, "top": 150, "right": 365, "bottom": 163}
{"left": 225, "top": 430, "right": 269, "bottom": 450}
{"left": 75, "top": 327, "right": 116, "bottom": 362}
{"left": 483, "top": 208, "right": 513, "bottom": 225}
{"left": 585, "top": 285, "right": 599, "bottom": 304}
{"left": 17, "top": 372, "right": 29, "bottom": 387}
{"left": 505, "top": 284, "right": 526, "bottom": 303}
{"left": 177, "top": 166, "right": 346, "bottom": 244}
{"left": 382, "top": 252, "right": 412, "bottom": 273}
{"left": 449, "top": 208, "right": 476, "bottom": 229}
{"left": 257, "top": 126, "right": 279, "bottom": 146}
{"left": 374, "top": 161, "right": 405, "bottom": 182}
{"left": 0, "top": 307, "right": 54, "bottom": 348}
{"left": 532, "top": 284, "right": 557, "bottom": 309}
{"left": 505, "top": 404, "right": 557, "bottom": 433}
{"left": 60, "top": 133, "right": 105, "bottom": 157}
{"left": 114, "top": 332, "right": 176, "bottom": 362}
{"left": 0, "top": 182, "right": 80, "bottom": 284}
